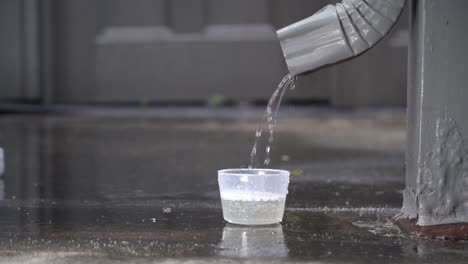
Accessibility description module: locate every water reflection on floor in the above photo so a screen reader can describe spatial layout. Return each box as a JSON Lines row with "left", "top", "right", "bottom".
{"left": 0, "top": 112, "right": 466, "bottom": 263}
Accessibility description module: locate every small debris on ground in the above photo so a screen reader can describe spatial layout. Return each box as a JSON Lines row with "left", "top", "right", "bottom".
{"left": 291, "top": 169, "right": 304, "bottom": 177}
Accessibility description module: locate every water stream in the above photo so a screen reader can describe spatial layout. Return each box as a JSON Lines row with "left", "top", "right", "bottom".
{"left": 249, "top": 74, "right": 296, "bottom": 168}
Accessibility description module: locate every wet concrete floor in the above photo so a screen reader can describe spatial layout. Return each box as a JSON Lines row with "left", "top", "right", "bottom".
{"left": 0, "top": 109, "right": 467, "bottom": 263}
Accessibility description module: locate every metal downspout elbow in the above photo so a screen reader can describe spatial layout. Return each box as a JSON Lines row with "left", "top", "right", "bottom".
{"left": 277, "top": 0, "right": 407, "bottom": 76}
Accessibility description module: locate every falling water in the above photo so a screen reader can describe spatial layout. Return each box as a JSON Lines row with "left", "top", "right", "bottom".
{"left": 249, "top": 74, "right": 296, "bottom": 168}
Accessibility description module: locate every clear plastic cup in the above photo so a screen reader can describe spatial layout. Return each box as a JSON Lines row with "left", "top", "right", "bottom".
{"left": 218, "top": 169, "right": 290, "bottom": 225}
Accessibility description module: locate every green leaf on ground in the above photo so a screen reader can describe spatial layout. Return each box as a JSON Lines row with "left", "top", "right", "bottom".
{"left": 286, "top": 213, "right": 302, "bottom": 223}
{"left": 207, "top": 95, "right": 228, "bottom": 107}
{"left": 291, "top": 169, "right": 303, "bottom": 177}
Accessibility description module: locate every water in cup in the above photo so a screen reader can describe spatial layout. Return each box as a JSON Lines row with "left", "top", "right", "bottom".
{"left": 218, "top": 169, "right": 290, "bottom": 225}
{"left": 221, "top": 191, "right": 286, "bottom": 225}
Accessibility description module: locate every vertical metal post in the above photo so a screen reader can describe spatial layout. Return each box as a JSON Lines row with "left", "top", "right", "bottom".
{"left": 397, "top": 0, "right": 468, "bottom": 239}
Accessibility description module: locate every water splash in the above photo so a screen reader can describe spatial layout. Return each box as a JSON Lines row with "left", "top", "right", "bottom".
{"left": 249, "top": 74, "right": 296, "bottom": 168}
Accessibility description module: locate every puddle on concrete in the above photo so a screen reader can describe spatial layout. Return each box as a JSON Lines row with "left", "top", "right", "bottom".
{"left": 0, "top": 115, "right": 466, "bottom": 263}
{"left": 352, "top": 220, "right": 402, "bottom": 237}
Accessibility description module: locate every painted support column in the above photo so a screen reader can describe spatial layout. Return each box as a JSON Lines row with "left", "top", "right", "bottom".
{"left": 397, "top": 0, "right": 468, "bottom": 239}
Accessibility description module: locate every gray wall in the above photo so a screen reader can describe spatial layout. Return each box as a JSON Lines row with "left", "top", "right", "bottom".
{"left": 50, "top": 0, "right": 331, "bottom": 104}
{"left": 0, "top": 0, "right": 40, "bottom": 101}
{"left": 0, "top": 0, "right": 22, "bottom": 99}
{"left": 0, "top": 0, "right": 408, "bottom": 106}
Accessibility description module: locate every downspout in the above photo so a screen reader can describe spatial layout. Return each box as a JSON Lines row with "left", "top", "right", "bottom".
{"left": 277, "top": 0, "right": 407, "bottom": 76}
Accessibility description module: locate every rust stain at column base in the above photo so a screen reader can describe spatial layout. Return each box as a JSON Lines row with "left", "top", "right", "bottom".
{"left": 396, "top": 218, "right": 468, "bottom": 240}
